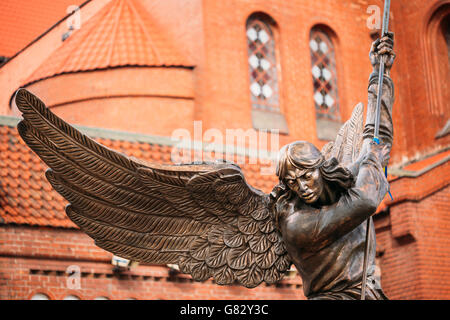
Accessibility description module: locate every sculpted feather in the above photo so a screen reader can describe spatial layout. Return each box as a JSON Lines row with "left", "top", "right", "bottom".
{"left": 322, "top": 102, "right": 365, "bottom": 167}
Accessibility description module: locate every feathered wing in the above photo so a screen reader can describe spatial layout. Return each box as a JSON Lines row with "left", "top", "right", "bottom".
{"left": 15, "top": 89, "right": 291, "bottom": 288}
{"left": 321, "top": 102, "right": 365, "bottom": 167}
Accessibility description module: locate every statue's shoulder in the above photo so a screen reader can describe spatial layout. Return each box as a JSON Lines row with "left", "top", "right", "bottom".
{"left": 275, "top": 195, "right": 313, "bottom": 221}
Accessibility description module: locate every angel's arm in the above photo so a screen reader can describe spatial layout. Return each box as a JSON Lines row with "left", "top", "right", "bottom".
{"left": 306, "top": 143, "right": 389, "bottom": 250}
{"left": 361, "top": 33, "right": 396, "bottom": 159}
{"left": 345, "top": 34, "right": 395, "bottom": 178}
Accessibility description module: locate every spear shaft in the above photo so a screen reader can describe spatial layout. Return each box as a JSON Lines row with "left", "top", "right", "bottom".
{"left": 361, "top": 0, "right": 391, "bottom": 300}
{"left": 373, "top": 0, "right": 391, "bottom": 142}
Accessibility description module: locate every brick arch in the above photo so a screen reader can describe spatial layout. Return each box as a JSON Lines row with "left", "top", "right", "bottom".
{"left": 59, "top": 290, "right": 85, "bottom": 300}
{"left": 27, "top": 289, "right": 56, "bottom": 300}
{"left": 422, "top": 3, "right": 450, "bottom": 122}
{"left": 12, "top": 67, "right": 195, "bottom": 137}
{"left": 246, "top": 11, "right": 278, "bottom": 27}
{"left": 309, "top": 24, "right": 340, "bottom": 44}
{"left": 89, "top": 293, "right": 112, "bottom": 300}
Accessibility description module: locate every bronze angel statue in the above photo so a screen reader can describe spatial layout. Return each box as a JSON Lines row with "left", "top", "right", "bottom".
{"left": 15, "top": 34, "right": 395, "bottom": 300}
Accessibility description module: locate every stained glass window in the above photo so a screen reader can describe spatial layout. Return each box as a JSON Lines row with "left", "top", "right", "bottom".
{"left": 247, "top": 16, "right": 280, "bottom": 112}
{"left": 310, "top": 28, "right": 340, "bottom": 121}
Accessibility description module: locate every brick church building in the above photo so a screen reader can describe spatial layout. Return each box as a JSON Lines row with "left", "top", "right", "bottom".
{"left": 0, "top": 0, "right": 449, "bottom": 299}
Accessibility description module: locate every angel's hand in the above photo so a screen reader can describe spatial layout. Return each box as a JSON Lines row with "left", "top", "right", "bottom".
{"left": 370, "top": 32, "right": 396, "bottom": 75}
{"left": 364, "top": 141, "right": 391, "bottom": 168}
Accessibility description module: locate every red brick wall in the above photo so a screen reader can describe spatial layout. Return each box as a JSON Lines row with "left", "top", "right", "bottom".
{"left": 197, "top": 0, "right": 385, "bottom": 153}
{"left": 11, "top": 0, "right": 391, "bottom": 155}
{"left": 8, "top": 0, "right": 446, "bottom": 163}
{"left": 414, "top": 185, "right": 450, "bottom": 299}
{"left": 390, "top": 0, "right": 450, "bottom": 161}
{"left": 14, "top": 67, "right": 196, "bottom": 137}
{"left": 375, "top": 182, "right": 450, "bottom": 299}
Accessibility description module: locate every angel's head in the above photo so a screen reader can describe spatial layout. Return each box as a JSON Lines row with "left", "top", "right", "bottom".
{"left": 275, "top": 141, "right": 354, "bottom": 205}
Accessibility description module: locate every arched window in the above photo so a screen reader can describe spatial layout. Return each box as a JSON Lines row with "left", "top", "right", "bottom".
{"left": 424, "top": 5, "right": 450, "bottom": 138}
{"left": 246, "top": 13, "right": 288, "bottom": 133}
{"left": 436, "top": 14, "right": 450, "bottom": 118}
{"left": 247, "top": 14, "right": 279, "bottom": 111}
{"left": 310, "top": 27, "right": 340, "bottom": 123}
{"left": 436, "top": 15, "right": 450, "bottom": 138}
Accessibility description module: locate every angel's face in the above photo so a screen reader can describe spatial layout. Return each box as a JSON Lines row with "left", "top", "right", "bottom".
{"left": 284, "top": 162, "right": 324, "bottom": 204}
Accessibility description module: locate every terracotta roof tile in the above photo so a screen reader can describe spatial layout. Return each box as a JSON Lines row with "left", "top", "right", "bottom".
{"left": 0, "top": 0, "right": 86, "bottom": 57}
{"left": 24, "top": 0, "right": 190, "bottom": 85}
{"left": 0, "top": 123, "right": 278, "bottom": 228}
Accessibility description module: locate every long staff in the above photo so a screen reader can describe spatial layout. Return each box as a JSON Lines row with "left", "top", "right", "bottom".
{"left": 361, "top": 0, "right": 391, "bottom": 300}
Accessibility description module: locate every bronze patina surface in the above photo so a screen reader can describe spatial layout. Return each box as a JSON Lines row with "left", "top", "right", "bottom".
{"left": 15, "top": 35, "right": 395, "bottom": 299}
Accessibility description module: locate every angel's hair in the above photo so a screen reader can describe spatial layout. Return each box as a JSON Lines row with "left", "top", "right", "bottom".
{"left": 269, "top": 141, "right": 354, "bottom": 221}
{"left": 276, "top": 141, "right": 353, "bottom": 188}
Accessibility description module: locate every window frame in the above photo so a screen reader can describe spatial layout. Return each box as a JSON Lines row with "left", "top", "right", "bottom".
{"left": 308, "top": 24, "right": 344, "bottom": 141}
{"left": 245, "top": 12, "right": 288, "bottom": 134}
{"left": 309, "top": 26, "right": 341, "bottom": 122}
{"left": 422, "top": 4, "right": 450, "bottom": 119}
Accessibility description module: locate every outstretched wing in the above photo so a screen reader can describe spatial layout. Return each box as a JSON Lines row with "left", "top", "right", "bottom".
{"left": 321, "top": 102, "right": 364, "bottom": 167}
{"left": 15, "top": 89, "right": 291, "bottom": 288}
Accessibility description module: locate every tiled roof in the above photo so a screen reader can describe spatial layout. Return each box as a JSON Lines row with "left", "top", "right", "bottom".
{"left": 0, "top": 121, "right": 277, "bottom": 228}
{"left": 24, "top": 0, "right": 190, "bottom": 85}
{"left": 0, "top": 0, "right": 86, "bottom": 58}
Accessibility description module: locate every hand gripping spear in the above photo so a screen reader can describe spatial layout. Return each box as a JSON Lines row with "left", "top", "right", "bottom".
{"left": 361, "top": 0, "right": 391, "bottom": 300}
